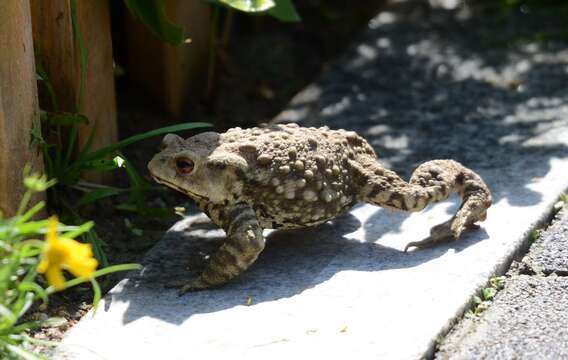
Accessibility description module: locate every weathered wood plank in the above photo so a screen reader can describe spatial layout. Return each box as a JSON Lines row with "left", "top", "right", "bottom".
{"left": 31, "top": 0, "right": 117, "bottom": 183}
{"left": 0, "top": 0, "right": 44, "bottom": 217}
{"left": 126, "top": 0, "right": 211, "bottom": 118}
{"left": 75, "top": 0, "right": 117, "bottom": 153}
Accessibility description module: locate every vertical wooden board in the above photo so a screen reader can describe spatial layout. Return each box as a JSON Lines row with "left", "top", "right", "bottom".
{"left": 31, "top": 0, "right": 117, "bottom": 183}
{"left": 75, "top": 0, "right": 117, "bottom": 153}
{"left": 30, "top": 0, "right": 77, "bottom": 111}
{"left": 0, "top": 0, "right": 44, "bottom": 217}
{"left": 126, "top": 0, "right": 211, "bottom": 118}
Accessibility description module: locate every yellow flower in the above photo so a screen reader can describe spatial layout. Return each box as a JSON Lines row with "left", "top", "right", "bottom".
{"left": 37, "top": 216, "right": 98, "bottom": 290}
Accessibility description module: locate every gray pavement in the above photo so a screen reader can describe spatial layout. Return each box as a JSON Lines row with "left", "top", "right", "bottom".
{"left": 55, "top": 1, "right": 568, "bottom": 359}
{"left": 523, "top": 205, "right": 568, "bottom": 276}
{"left": 437, "top": 206, "right": 568, "bottom": 359}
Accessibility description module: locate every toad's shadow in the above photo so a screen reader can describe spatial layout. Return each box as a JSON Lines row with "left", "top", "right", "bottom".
{"left": 113, "top": 208, "right": 487, "bottom": 325}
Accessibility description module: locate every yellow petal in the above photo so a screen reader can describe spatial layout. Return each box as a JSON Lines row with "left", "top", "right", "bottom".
{"left": 37, "top": 258, "right": 49, "bottom": 273}
{"left": 46, "top": 216, "right": 59, "bottom": 244}
{"left": 66, "top": 257, "right": 98, "bottom": 279}
{"left": 45, "top": 265, "right": 66, "bottom": 290}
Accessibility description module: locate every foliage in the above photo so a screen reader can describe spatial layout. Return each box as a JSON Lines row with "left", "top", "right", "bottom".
{"left": 123, "top": 0, "right": 300, "bottom": 46}
{"left": 123, "top": 0, "right": 186, "bottom": 44}
{"left": 0, "top": 172, "right": 141, "bottom": 359}
{"left": 206, "top": 0, "right": 301, "bottom": 22}
{"left": 466, "top": 276, "right": 505, "bottom": 318}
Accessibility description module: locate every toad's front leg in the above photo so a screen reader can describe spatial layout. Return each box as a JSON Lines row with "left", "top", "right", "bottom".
{"left": 178, "top": 203, "right": 265, "bottom": 295}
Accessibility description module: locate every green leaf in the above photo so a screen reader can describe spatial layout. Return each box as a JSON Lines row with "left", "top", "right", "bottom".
{"left": 79, "top": 122, "right": 211, "bottom": 162}
{"left": 78, "top": 188, "right": 124, "bottom": 206}
{"left": 62, "top": 221, "right": 94, "bottom": 239}
{"left": 217, "top": 0, "right": 275, "bottom": 12}
{"left": 482, "top": 287, "right": 497, "bottom": 301}
{"left": 46, "top": 112, "right": 89, "bottom": 126}
{"left": 267, "top": 0, "right": 300, "bottom": 22}
{"left": 124, "top": 0, "right": 185, "bottom": 45}
{"left": 80, "top": 159, "right": 123, "bottom": 172}
{"left": 113, "top": 155, "right": 126, "bottom": 168}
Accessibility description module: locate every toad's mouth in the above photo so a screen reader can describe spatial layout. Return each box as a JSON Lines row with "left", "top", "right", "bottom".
{"left": 151, "top": 174, "right": 209, "bottom": 201}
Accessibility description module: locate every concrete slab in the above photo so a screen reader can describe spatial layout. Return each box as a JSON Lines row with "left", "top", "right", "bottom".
{"left": 55, "top": 2, "right": 568, "bottom": 359}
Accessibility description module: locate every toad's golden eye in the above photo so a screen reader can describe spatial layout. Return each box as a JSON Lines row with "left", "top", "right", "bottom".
{"left": 175, "top": 157, "right": 194, "bottom": 174}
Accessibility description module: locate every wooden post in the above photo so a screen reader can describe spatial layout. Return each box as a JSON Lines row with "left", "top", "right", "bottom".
{"left": 0, "top": 0, "right": 44, "bottom": 217}
{"left": 31, "top": 0, "right": 117, "bottom": 183}
{"left": 126, "top": 0, "right": 211, "bottom": 118}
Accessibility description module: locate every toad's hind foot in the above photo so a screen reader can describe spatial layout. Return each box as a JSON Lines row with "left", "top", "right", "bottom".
{"left": 404, "top": 221, "right": 480, "bottom": 252}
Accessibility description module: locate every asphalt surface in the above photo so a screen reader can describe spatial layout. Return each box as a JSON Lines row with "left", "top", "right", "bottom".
{"left": 437, "top": 205, "right": 568, "bottom": 360}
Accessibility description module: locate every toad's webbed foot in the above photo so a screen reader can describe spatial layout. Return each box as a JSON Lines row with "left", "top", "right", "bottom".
{"left": 404, "top": 221, "right": 480, "bottom": 252}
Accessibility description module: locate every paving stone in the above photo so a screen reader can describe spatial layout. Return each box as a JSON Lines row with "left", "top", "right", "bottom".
{"left": 523, "top": 207, "right": 568, "bottom": 275}
{"left": 436, "top": 275, "right": 568, "bottom": 360}
{"left": 55, "top": 2, "right": 568, "bottom": 359}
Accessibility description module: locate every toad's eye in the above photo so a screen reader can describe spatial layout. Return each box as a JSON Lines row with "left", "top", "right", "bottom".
{"left": 175, "top": 157, "right": 194, "bottom": 174}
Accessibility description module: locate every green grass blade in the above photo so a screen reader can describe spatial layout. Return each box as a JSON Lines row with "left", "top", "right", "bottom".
{"left": 62, "top": 221, "right": 94, "bottom": 239}
{"left": 80, "top": 122, "right": 211, "bottom": 162}
{"left": 46, "top": 264, "right": 142, "bottom": 294}
{"left": 16, "top": 202, "right": 45, "bottom": 225}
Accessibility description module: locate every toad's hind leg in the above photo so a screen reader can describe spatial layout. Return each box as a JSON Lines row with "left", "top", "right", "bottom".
{"left": 359, "top": 159, "right": 492, "bottom": 251}
{"left": 177, "top": 203, "right": 265, "bottom": 294}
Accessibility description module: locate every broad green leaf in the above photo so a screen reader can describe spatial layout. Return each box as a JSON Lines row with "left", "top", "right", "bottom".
{"left": 218, "top": 0, "right": 275, "bottom": 12}
{"left": 123, "top": 0, "right": 185, "bottom": 45}
{"left": 267, "top": 0, "right": 300, "bottom": 22}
